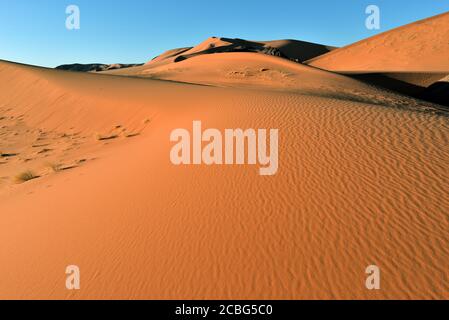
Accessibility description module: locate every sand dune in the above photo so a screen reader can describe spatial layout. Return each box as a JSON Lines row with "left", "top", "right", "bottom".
{"left": 0, "top": 58, "right": 448, "bottom": 299}
{"left": 306, "top": 11, "right": 449, "bottom": 72}
{"left": 104, "top": 52, "right": 448, "bottom": 111}
{"left": 145, "top": 37, "right": 335, "bottom": 68}
{"left": 106, "top": 52, "right": 351, "bottom": 89}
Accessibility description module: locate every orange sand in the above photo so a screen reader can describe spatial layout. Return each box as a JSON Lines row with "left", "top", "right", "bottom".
{"left": 306, "top": 12, "right": 449, "bottom": 72}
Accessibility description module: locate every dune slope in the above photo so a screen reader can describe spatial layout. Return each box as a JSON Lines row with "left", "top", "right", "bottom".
{"left": 0, "top": 60, "right": 448, "bottom": 299}
{"left": 306, "top": 12, "right": 449, "bottom": 72}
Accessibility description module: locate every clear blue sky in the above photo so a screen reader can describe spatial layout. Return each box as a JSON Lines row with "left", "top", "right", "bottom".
{"left": 0, "top": 0, "right": 448, "bottom": 67}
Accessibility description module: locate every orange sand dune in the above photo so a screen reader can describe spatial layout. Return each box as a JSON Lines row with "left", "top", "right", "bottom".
{"left": 145, "top": 37, "right": 335, "bottom": 68}
{"left": 0, "top": 59, "right": 448, "bottom": 300}
{"left": 306, "top": 11, "right": 449, "bottom": 72}
{"left": 107, "top": 52, "right": 352, "bottom": 90}
{"left": 104, "top": 52, "right": 448, "bottom": 111}
{"left": 102, "top": 52, "right": 442, "bottom": 108}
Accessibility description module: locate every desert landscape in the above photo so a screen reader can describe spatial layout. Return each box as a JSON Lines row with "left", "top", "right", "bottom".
{"left": 0, "top": 10, "right": 448, "bottom": 300}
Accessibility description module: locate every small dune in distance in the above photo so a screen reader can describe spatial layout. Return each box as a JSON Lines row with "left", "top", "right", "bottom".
{"left": 56, "top": 63, "right": 143, "bottom": 72}
{"left": 0, "top": 12, "right": 448, "bottom": 300}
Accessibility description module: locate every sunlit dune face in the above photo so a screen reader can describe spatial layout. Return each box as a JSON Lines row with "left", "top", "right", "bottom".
{"left": 306, "top": 12, "right": 449, "bottom": 72}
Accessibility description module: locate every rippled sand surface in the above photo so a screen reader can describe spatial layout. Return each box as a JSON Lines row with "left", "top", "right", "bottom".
{"left": 0, "top": 60, "right": 448, "bottom": 299}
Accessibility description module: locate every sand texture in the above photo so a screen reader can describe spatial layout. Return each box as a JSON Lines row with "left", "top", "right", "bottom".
{"left": 0, "top": 57, "right": 448, "bottom": 299}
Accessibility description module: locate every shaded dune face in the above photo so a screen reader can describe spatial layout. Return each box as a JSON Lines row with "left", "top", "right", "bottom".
{"left": 345, "top": 72, "right": 449, "bottom": 107}
{"left": 56, "top": 63, "right": 143, "bottom": 72}
{"left": 306, "top": 12, "right": 449, "bottom": 72}
{"left": 0, "top": 59, "right": 448, "bottom": 299}
{"left": 421, "top": 81, "right": 449, "bottom": 106}
{"left": 147, "top": 47, "right": 193, "bottom": 65}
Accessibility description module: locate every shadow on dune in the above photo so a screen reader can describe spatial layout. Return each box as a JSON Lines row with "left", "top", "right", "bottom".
{"left": 420, "top": 82, "right": 449, "bottom": 106}
{"left": 349, "top": 73, "right": 449, "bottom": 109}
{"left": 174, "top": 38, "right": 285, "bottom": 62}
{"left": 56, "top": 63, "right": 143, "bottom": 72}
{"left": 298, "top": 85, "right": 448, "bottom": 116}
{"left": 262, "top": 39, "right": 335, "bottom": 62}
{"left": 350, "top": 74, "right": 425, "bottom": 96}
{"left": 173, "top": 37, "right": 334, "bottom": 63}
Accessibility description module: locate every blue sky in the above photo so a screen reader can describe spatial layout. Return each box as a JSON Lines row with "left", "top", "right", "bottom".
{"left": 0, "top": 0, "right": 448, "bottom": 67}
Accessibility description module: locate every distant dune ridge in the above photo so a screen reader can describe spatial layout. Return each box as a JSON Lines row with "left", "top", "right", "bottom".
{"left": 56, "top": 37, "right": 335, "bottom": 74}
{"left": 146, "top": 37, "right": 336, "bottom": 65}
{"left": 1, "top": 11, "right": 448, "bottom": 299}
{"left": 56, "top": 63, "right": 143, "bottom": 72}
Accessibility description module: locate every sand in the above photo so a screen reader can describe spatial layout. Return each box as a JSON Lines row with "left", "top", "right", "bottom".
{"left": 306, "top": 11, "right": 449, "bottom": 72}
{"left": 0, "top": 55, "right": 448, "bottom": 300}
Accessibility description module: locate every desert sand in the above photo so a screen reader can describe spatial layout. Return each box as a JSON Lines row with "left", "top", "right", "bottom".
{"left": 306, "top": 11, "right": 449, "bottom": 72}
{"left": 0, "top": 13, "right": 448, "bottom": 300}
